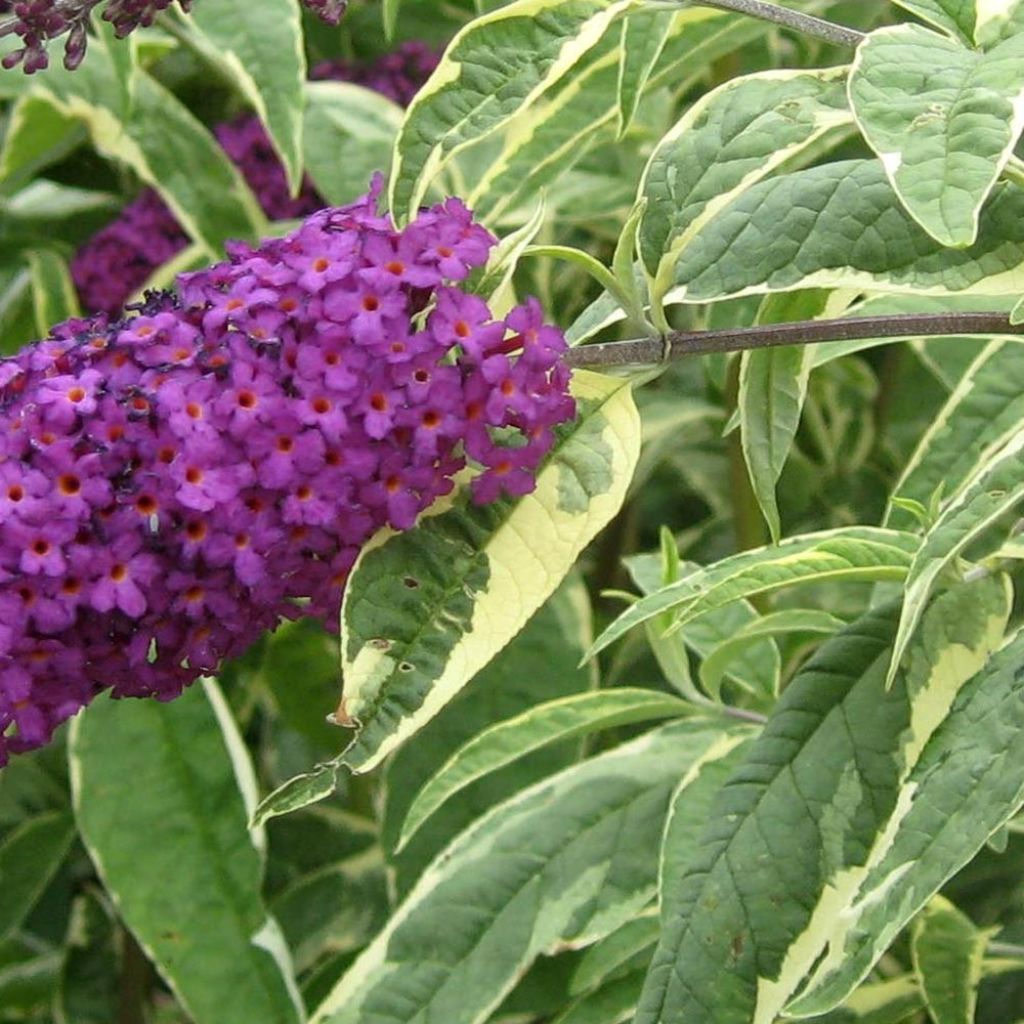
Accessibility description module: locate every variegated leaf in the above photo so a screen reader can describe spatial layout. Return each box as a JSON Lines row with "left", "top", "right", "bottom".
{"left": 636, "top": 575, "right": 1010, "bottom": 1024}
{"left": 911, "top": 896, "right": 991, "bottom": 1024}
{"left": 789, "top": 616, "right": 1024, "bottom": 1013}
{"left": 70, "top": 681, "right": 304, "bottom": 1024}
{"left": 388, "top": 0, "right": 636, "bottom": 222}
{"left": 888, "top": 426, "right": 1024, "bottom": 685}
{"left": 888, "top": 338, "right": 1024, "bottom": 528}
{"left": 396, "top": 688, "right": 687, "bottom": 850}
{"left": 664, "top": 160, "right": 1024, "bottom": 305}
{"left": 617, "top": 9, "right": 675, "bottom": 136}
{"left": 337, "top": 370, "right": 638, "bottom": 772}
{"left": 170, "top": 0, "right": 305, "bottom": 189}
{"left": 639, "top": 66, "right": 851, "bottom": 310}
{"left": 849, "top": 23, "right": 1024, "bottom": 246}
{"left": 21, "top": 37, "right": 263, "bottom": 256}
{"left": 312, "top": 719, "right": 745, "bottom": 1024}
{"left": 468, "top": 8, "right": 754, "bottom": 225}
{"left": 589, "top": 527, "right": 920, "bottom": 661}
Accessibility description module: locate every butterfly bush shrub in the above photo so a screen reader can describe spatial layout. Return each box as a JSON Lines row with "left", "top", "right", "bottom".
{"left": 6, "top": 2, "right": 1024, "bottom": 1024}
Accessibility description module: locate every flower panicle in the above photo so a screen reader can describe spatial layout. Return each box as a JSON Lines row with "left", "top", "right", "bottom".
{"left": 0, "top": 182, "right": 575, "bottom": 765}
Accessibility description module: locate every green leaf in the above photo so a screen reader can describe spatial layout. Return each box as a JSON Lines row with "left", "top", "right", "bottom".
{"left": 253, "top": 764, "right": 341, "bottom": 829}
{"left": 789, "top": 624, "right": 1024, "bottom": 1013}
{"left": 3, "top": 180, "right": 118, "bottom": 221}
{"left": 888, "top": 427, "right": 1024, "bottom": 685}
{"left": 801, "top": 975, "right": 927, "bottom": 1024}
{"left": 627, "top": 553, "right": 781, "bottom": 701}
{"left": 267, "top": 806, "right": 377, "bottom": 880}
{"left": 172, "top": 0, "right": 305, "bottom": 190}
{"left": 589, "top": 527, "right": 920, "bottom": 661}
{"left": 850, "top": 24, "right": 1024, "bottom": 247}
{"left": 1012, "top": 293, "right": 1024, "bottom": 324}
{"left": 639, "top": 66, "right": 851, "bottom": 306}
{"left": 388, "top": 0, "right": 634, "bottom": 222}
{"left": 311, "top": 718, "right": 745, "bottom": 1024}
{"left": 337, "top": 370, "right": 639, "bottom": 772}
{"left": 0, "top": 948, "right": 60, "bottom": 1020}
{"left": 617, "top": 9, "right": 674, "bottom": 136}
{"left": 396, "top": 688, "right": 688, "bottom": 850}
{"left": 554, "top": 969, "right": 647, "bottom": 1024}
{"left": 302, "top": 82, "right": 402, "bottom": 207}
{"left": 89, "top": 9, "right": 134, "bottom": 115}
{"left": 24, "top": 46, "right": 263, "bottom": 257}
{"left": 70, "top": 681, "right": 304, "bottom": 1024}
{"left": 571, "top": 912, "right": 659, "bottom": 995}
{"left": 525, "top": 244, "right": 637, "bottom": 319}
{"left": 56, "top": 890, "right": 121, "bottom": 1024}
{"left": 699, "top": 610, "right": 845, "bottom": 701}
{"left": 381, "top": 576, "right": 597, "bottom": 894}
{"left": 911, "top": 897, "right": 990, "bottom": 1024}
{"left": 635, "top": 575, "right": 1010, "bottom": 1024}
{"left": 26, "top": 249, "right": 80, "bottom": 335}
{"left": 270, "top": 859, "right": 388, "bottom": 974}
{"left": 0, "top": 95, "right": 83, "bottom": 186}
{"left": 0, "top": 810, "right": 75, "bottom": 938}
{"left": 468, "top": 195, "right": 547, "bottom": 312}
{"left": 664, "top": 160, "right": 1024, "bottom": 304}
{"left": 468, "top": 9, "right": 761, "bottom": 226}
{"left": 465, "top": 39, "right": 619, "bottom": 225}
{"left": 261, "top": 619, "right": 346, "bottom": 751}
{"left": 888, "top": 339, "right": 1024, "bottom": 528}
{"left": 740, "top": 291, "right": 829, "bottom": 541}
{"left": 659, "top": 735, "right": 754, "bottom": 921}
{"left": 612, "top": 199, "right": 647, "bottom": 319}
{"left": 891, "top": 0, "right": 976, "bottom": 43}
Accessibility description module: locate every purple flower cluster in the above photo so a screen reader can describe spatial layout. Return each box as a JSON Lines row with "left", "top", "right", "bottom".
{"left": 72, "top": 43, "right": 440, "bottom": 316}
{"left": 301, "top": 0, "right": 346, "bottom": 25}
{"left": 0, "top": 0, "right": 190, "bottom": 73}
{"left": 311, "top": 40, "right": 438, "bottom": 108}
{"left": 0, "top": 182, "right": 575, "bottom": 765}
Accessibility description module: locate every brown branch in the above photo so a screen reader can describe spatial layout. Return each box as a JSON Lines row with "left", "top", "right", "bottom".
{"left": 564, "top": 313, "right": 1024, "bottom": 369}
{"left": 691, "top": 0, "right": 865, "bottom": 48}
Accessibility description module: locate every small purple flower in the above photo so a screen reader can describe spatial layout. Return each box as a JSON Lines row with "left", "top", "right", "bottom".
{"left": 88, "top": 536, "right": 158, "bottom": 618}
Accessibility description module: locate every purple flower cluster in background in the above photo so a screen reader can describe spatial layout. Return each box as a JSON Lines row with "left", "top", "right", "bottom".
{"left": 0, "top": 0, "right": 353, "bottom": 72}
{"left": 301, "top": 0, "right": 347, "bottom": 26}
{"left": 0, "top": 182, "right": 575, "bottom": 764}
{"left": 71, "top": 42, "right": 440, "bottom": 316}
{"left": 0, "top": 0, "right": 191, "bottom": 73}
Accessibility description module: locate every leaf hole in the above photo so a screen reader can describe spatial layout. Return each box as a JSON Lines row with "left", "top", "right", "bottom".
{"left": 403, "top": 576, "right": 420, "bottom": 589}
{"left": 399, "top": 662, "right": 414, "bottom": 673}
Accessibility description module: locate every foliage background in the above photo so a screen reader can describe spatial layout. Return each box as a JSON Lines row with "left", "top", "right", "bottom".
{"left": 4, "top": 1, "right": 1024, "bottom": 1023}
